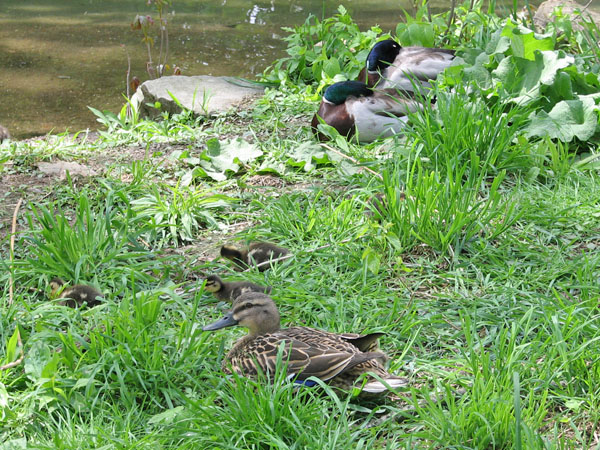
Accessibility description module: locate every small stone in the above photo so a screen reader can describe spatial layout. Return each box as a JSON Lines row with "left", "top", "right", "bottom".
{"left": 37, "top": 161, "right": 98, "bottom": 179}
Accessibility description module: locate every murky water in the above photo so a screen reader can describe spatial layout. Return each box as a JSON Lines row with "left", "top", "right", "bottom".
{"left": 0, "top": 0, "right": 591, "bottom": 138}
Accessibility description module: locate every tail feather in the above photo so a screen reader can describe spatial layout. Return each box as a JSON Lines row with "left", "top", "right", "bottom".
{"left": 362, "top": 377, "right": 408, "bottom": 394}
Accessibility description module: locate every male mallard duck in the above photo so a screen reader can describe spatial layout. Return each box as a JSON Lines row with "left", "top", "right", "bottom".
{"left": 203, "top": 292, "right": 407, "bottom": 394}
{"left": 311, "top": 80, "right": 425, "bottom": 143}
{"left": 220, "top": 241, "right": 290, "bottom": 272}
{"left": 204, "top": 274, "right": 272, "bottom": 302}
{"left": 49, "top": 277, "right": 104, "bottom": 308}
{"left": 358, "top": 40, "right": 455, "bottom": 91}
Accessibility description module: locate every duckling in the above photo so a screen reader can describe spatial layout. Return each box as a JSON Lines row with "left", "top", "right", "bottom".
{"left": 49, "top": 277, "right": 104, "bottom": 308}
{"left": 0, "top": 125, "right": 10, "bottom": 142}
{"left": 358, "top": 40, "right": 455, "bottom": 91}
{"left": 220, "top": 241, "right": 290, "bottom": 272}
{"left": 311, "top": 81, "right": 425, "bottom": 143}
{"left": 204, "top": 274, "right": 272, "bottom": 302}
{"left": 203, "top": 292, "right": 407, "bottom": 394}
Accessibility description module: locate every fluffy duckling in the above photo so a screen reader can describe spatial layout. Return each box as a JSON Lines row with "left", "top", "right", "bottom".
{"left": 220, "top": 241, "right": 290, "bottom": 272}
{"left": 49, "top": 277, "right": 104, "bottom": 308}
{"left": 204, "top": 274, "right": 272, "bottom": 302}
{"left": 203, "top": 292, "right": 407, "bottom": 394}
{"left": 311, "top": 80, "right": 425, "bottom": 143}
{"left": 0, "top": 125, "right": 10, "bottom": 142}
{"left": 358, "top": 40, "right": 455, "bottom": 91}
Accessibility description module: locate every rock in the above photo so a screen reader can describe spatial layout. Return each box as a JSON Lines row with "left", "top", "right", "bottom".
{"left": 534, "top": 0, "right": 600, "bottom": 33}
{"left": 131, "top": 75, "right": 265, "bottom": 119}
{"left": 37, "top": 161, "right": 98, "bottom": 179}
{"left": 0, "top": 125, "right": 10, "bottom": 142}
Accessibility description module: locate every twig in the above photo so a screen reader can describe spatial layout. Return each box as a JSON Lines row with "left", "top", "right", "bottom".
{"left": 0, "top": 329, "right": 24, "bottom": 371}
{"left": 441, "top": 315, "right": 461, "bottom": 330}
{"left": 319, "top": 143, "right": 383, "bottom": 180}
{"left": 443, "top": 0, "right": 457, "bottom": 46}
{"left": 9, "top": 198, "right": 23, "bottom": 306}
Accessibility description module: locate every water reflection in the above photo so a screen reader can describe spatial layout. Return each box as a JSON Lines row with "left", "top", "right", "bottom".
{"left": 247, "top": 3, "right": 275, "bottom": 25}
{"left": 1, "top": 0, "right": 594, "bottom": 138}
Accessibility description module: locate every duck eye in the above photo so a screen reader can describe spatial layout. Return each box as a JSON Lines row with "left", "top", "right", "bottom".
{"left": 243, "top": 302, "right": 253, "bottom": 310}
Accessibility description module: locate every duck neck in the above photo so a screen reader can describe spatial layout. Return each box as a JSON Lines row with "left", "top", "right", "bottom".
{"left": 248, "top": 322, "right": 280, "bottom": 337}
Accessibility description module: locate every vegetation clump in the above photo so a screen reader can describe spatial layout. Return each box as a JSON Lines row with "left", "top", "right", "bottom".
{"left": 0, "top": 1, "right": 599, "bottom": 448}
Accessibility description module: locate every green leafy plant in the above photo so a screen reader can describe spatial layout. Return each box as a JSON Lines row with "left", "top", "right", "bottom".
{"left": 262, "top": 6, "right": 383, "bottom": 87}
{"left": 444, "top": 19, "right": 600, "bottom": 148}
{"left": 131, "top": 0, "right": 177, "bottom": 79}
{"left": 15, "top": 193, "right": 162, "bottom": 295}
{"left": 130, "top": 183, "right": 234, "bottom": 246}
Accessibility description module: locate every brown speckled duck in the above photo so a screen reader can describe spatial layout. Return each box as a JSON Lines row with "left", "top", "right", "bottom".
{"left": 220, "top": 241, "right": 290, "bottom": 272}
{"left": 203, "top": 292, "right": 406, "bottom": 394}
{"left": 49, "top": 277, "right": 104, "bottom": 308}
{"left": 204, "top": 274, "right": 272, "bottom": 302}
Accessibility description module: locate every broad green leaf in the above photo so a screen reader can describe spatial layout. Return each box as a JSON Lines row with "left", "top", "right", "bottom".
{"left": 362, "top": 247, "right": 380, "bottom": 275}
{"left": 396, "top": 22, "right": 434, "bottom": 47}
{"left": 148, "top": 406, "right": 185, "bottom": 425}
{"left": 5, "top": 328, "right": 20, "bottom": 364}
{"left": 323, "top": 57, "right": 341, "bottom": 78}
{"left": 493, "top": 51, "right": 573, "bottom": 105}
{"left": 525, "top": 96, "right": 600, "bottom": 142}
{"left": 24, "top": 341, "right": 51, "bottom": 381}
{"left": 501, "top": 19, "right": 554, "bottom": 60}
{"left": 287, "top": 142, "right": 330, "bottom": 172}
{"left": 199, "top": 138, "right": 263, "bottom": 181}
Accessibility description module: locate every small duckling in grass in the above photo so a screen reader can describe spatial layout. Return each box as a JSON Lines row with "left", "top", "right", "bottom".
{"left": 49, "top": 277, "right": 104, "bottom": 308}
{"left": 220, "top": 241, "right": 290, "bottom": 272}
{"left": 205, "top": 274, "right": 272, "bottom": 302}
{"left": 0, "top": 125, "right": 10, "bottom": 142}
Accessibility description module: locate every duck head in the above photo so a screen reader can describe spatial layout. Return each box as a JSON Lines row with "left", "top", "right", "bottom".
{"left": 49, "top": 277, "right": 66, "bottom": 298}
{"left": 357, "top": 39, "right": 401, "bottom": 87}
{"left": 203, "top": 292, "right": 281, "bottom": 336}
{"left": 204, "top": 275, "right": 224, "bottom": 293}
{"left": 311, "top": 81, "right": 373, "bottom": 141}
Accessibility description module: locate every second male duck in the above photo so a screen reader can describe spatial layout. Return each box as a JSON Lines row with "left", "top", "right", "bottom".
{"left": 358, "top": 39, "right": 455, "bottom": 91}
{"left": 311, "top": 80, "right": 424, "bottom": 143}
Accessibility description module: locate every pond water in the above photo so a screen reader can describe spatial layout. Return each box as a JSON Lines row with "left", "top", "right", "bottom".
{"left": 0, "top": 0, "right": 591, "bottom": 138}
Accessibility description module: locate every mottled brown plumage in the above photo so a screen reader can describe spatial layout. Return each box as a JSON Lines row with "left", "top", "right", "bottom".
{"left": 49, "top": 277, "right": 104, "bottom": 308}
{"left": 203, "top": 292, "right": 406, "bottom": 394}
{"left": 220, "top": 241, "right": 290, "bottom": 272}
{"left": 204, "top": 274, "right": 272, "bottom": 302}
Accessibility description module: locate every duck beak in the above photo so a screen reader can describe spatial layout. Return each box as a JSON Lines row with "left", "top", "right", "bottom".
{"left": 203, "top": 313, "right": 239, "bottom": 331}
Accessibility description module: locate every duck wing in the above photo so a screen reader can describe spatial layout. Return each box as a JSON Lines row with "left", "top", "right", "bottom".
{"left": 339, "top": 332, "right": 385, "bottom": 352}
{"left": 349, "top": 92, "right": 425, "bottom": 119}
{"left": 230, "top": 327, "right": 386, "bottom": 382}
{"left": 380, "top": 47, "right": 455, "bottom": 90}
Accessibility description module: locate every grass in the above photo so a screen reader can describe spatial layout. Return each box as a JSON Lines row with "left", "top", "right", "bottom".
{"left": 2, "top": 10, "right": 600, "bottom": 450}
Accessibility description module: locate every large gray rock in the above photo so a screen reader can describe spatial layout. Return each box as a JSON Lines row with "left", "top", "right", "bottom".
{"left": 534, "top": 0, "right": 600, "bottom": 32}
{"left": 132, "top": 75, "right": 265, "bottom": 119}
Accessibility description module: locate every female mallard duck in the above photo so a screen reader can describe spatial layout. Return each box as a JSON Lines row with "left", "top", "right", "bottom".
{"left": 358, "top": 40, "right": 455, "bottom": 91}
{"left": 220, "top": 241, "right": 290, "bottom": 272}
{"left": 49, "top": 277, "right": 104, "bottom": 308}
{"left": 204, "top": 274, "right": 272, "bottom": 302}
{"left": 311, "top": 80, "right": 425, "bottom": 143}
{"left": 203, "top": 292, "right": 407, "bottom": 394}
